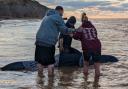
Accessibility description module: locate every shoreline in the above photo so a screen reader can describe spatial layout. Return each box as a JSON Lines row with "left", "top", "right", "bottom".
{"left": 0, "top": 18, "right": 128, "bottom": 21}
{"left": 0, "top": 18, "right": 42, "bottom": 21}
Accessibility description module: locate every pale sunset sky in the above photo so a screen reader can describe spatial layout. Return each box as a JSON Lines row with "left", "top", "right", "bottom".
{"left": 37, "top": 0, "right": 128, "bottom": 19}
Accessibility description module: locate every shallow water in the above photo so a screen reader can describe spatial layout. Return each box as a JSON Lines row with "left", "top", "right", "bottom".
{"left": 0, "top": 19, "right": 128, "bottom": 89}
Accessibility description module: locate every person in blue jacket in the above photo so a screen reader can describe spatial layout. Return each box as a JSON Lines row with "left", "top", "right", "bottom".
{"left": 35, "top": 6, "right": 75, "bottom": 77}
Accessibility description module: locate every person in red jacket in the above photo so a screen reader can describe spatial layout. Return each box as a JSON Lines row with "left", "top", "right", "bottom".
{"left": 72, "top": 13, "right": 101, "bottom": 87}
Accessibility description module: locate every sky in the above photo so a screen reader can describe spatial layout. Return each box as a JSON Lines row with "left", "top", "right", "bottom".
{"left": 36, "top": 0, "right": 128, "bottom": 19}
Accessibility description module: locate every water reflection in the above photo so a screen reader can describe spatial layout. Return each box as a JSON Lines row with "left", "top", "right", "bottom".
{"left": 35, "top": 67, "right": 101, "bottom": 89}
{"left": 58, "top": 67, "right": 76, "bottom": 87}
{"left": 36, "top": 76, "right": 54, "bottom": 89}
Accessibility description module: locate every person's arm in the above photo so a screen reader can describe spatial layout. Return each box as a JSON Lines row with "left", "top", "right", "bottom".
{"left": 53, "top": 14, "right": 75, "bottom": 34}
{"left": 92, "top": 23, "right": 98, "bottom": 36}
{"left": 58, "top": 33, "right": 64, "bottom": 52}
{"left": 59, "top": 38, "right": 64, "bottom": 52}
{"left": 73, "top": 26, "right": 83, "bottom": 40}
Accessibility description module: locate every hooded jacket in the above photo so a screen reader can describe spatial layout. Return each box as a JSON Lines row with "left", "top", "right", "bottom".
{"left": 36, "top": 9, "right": 68, "bottom": 46}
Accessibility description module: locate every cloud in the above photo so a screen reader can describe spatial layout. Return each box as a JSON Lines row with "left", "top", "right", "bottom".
{"left": 121, "top": 3, "right": 128, "bottom": 7}
{"left": 98, "top": 6, "right": 128, "bottom": 12}
{"left": 42, "top": 0, "right": 128, "bottom": 12}
{"left": 36, "top": 0, "right": 128, "bottom": 18}
{"left": 60, "top": 1, "right": 112, "bottom": 10}
{"left": 76, "top": 7, "right": 128, "bottom": 18}
{"left": 47, "top": 0, "right": 55, "bottom": 3}
{"left": 118, "top": 0, "right": 125, "bottom": 1}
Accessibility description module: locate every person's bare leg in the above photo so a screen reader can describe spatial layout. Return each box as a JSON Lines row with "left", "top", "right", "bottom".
{"left": 37, "top": 63, "right": 44, "bottom": 78}
{"left": 48, "top": 64, "right": 54, "bottom": 77}
{"left": 36, "top": 63, "right": 44, "bottom": 84}
{"left": 93, "top": 62, "right": 100, "bottom": 87}
{"left": 83, "top": 61, "right": 89, "bottom": 81}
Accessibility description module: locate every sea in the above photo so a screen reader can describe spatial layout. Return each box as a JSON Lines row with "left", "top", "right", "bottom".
{"left": 0, "top": 18, "right": 128, "bottom": 89}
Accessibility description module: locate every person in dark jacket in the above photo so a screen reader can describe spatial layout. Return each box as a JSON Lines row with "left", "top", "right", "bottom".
{"left": 58, "top": 16, "right": 82, "bottom": 67}
{"left": 59, "top": 16, "right": 78, "bottom": 53}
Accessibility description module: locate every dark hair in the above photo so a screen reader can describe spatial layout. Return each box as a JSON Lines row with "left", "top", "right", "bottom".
{"left": 81, "top": 12, "right": 88, "bottom": 22}
{"left": 68, "top": 16, "right": 76, "bottom": 25}
{"left": 82, "top": 12, "right": 86, "bottom": 16}
{"left": 55, "top": 6, "right": 64, "bottom": 11}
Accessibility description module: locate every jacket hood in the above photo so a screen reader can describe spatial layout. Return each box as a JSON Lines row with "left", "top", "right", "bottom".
{"left": 46, "top": 9, "right": 60, "bottom": 16}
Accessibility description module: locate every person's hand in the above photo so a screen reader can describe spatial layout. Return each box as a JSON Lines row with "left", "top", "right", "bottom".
{"left": 59, "top": 46, "right": 64, "bottom": 52}
{"left": 69, "top": 33, "right": 73, "bottom": 37}
{"left": 77, "top": 26, "right": 83, "bottom": 30}
{"left": 68, "top": 28, "right": 76, "bottom": 33}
